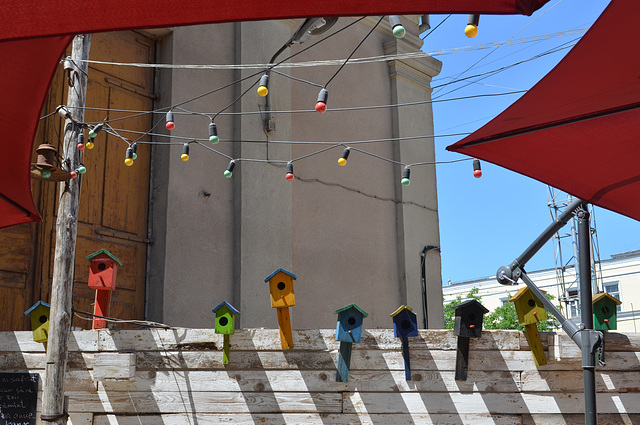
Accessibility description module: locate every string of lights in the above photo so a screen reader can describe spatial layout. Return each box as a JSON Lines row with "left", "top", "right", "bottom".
{"left": 43, "top": 14, "right": 583, "bottom": 185}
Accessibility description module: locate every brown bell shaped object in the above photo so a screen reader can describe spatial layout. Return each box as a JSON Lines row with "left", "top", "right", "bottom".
{"left": 35, "top": 143, "right": 58, "bottom": 168}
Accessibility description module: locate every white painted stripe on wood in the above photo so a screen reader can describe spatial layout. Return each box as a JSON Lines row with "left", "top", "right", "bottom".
{"left": 343, "top": 392, "right": 640, "bottom": 414}
{"left": 91, "top": 413, "right": 526, "bottom": 425}
{"left": 67, "top": 391, "right": 343, "bottom": 414}
{"left": 95, "top": 329, "right": 522, "bottom": 352}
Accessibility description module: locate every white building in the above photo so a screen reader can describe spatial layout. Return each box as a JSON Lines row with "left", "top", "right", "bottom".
{"left": 443, "top": 250, "right": 640, "bottom": 333}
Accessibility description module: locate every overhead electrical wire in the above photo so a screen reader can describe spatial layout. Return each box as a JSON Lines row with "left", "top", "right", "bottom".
{"left": 73, "top": 27, "right": 586, "bottom": 71}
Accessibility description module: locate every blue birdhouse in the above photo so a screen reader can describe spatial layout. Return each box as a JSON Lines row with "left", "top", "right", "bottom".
{"left": 335, "top": 304, "right": 368, "bottom": 343}
{"left": 390, "top": 305, "right": 419, "bottom": 338}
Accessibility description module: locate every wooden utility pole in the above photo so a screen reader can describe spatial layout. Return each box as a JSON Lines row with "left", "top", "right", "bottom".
{"left": 41, "top": 34, "right": 91, "bottom": 425}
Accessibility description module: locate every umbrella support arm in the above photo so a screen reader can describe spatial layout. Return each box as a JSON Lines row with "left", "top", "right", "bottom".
{"left": 496, "top": 198, "right": 603, "bottom": 425}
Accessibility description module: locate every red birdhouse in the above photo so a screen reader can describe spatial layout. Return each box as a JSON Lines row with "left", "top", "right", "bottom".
{"left": 87, "top": 249, "right": 123, "bottom": 291}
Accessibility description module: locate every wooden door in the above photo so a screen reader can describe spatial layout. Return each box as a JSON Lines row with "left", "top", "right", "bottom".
{"left": 0, "top": 31, "right": 155, "bottom": 330}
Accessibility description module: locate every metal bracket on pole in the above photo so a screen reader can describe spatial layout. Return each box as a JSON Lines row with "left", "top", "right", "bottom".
{"left": 495, "top": 196, "right": 603, "bottom": 425}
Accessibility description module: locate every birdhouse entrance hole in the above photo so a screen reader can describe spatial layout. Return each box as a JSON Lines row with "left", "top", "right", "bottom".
{"left": 277, "top": 281, "right": 286, "bottom": 290}
{"left": 219, "top": 317, "right": 228, "bottom": 326}
{"left": 602, "top": 306, "right": 610, "bottom": 314}
{"left": 528, "top": 299, "right": 536, "bottom": 307}
{"left": 348, "top": 317, "right": 356, "bottom": 326}
{"left": 401, "top": 320, "right": 411, "bottom": 330}
{"left": 39, "top": 315, "right": 47, "bottom": 324}
{"left": 98, "top": 262, "right": 106, "bottom": 271}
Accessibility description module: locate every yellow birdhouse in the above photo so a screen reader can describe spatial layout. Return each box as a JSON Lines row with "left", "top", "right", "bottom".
{"left": 264, "top": 268, "right": 297, "bottom": 308}
{"left": 24, "top": 301, "right": 50, "bottom": 343}
{"left": 509, "top": 286, "right": 548, "bottom": 326}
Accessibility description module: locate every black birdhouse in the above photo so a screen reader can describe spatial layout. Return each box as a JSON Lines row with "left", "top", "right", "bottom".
{"left": 335, "top": 304, "right": 368, "bottom": 343}
{"left": 264, "top": 268, "right": 297, "bottom": 308}
{"left": 453, "top": 299, "right": 489, "bottom": 338}
{"left": 24, "top": 301, "right": 51, "bottom": 343}
{"left": 391, "top": 305, "right": 419, "bottom": 338}
{"left": 593, "top": 292, "right": 621, "bottom": 331}
{"left": 212, "top": 301, "right": 240, "bottom": 335}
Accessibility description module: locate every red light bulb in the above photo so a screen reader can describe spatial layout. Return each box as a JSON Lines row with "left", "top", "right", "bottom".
{"left": 165, "top": 111, "right": 175, "bottom": 130}
{"left": 315, "top": 88, "right": 328, "bottom": 114}
{"left": 70, "top": 171, "right": 77, "bottom": 179}
{"left": 285, "top": 161, "right": 294, "bottom": 181}
{"left": 78, "top": 143, "right": 85, "bottom": 150}
{"left": 473, "top": 158, "right": 482, "bottom": 178}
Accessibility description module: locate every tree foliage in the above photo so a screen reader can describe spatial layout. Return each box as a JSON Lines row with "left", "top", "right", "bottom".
{"left": 444, "top": 288, "right": 560, "bottom": 331}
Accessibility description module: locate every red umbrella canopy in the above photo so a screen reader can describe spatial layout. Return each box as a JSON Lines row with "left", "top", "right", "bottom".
{"left": 0, "top": 0, "right": 548, "bottom": 228}
{"left": 448, "top": 0, "right": 640, "bottom": 221}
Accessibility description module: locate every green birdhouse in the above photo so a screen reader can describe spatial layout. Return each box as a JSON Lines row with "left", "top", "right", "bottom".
{"left": 24, "top": 301, "right": 51, "bottom": 343}
{"left": 212, "top": 301, "right": 240, "bottom": 335}
{"left": 593, "top": 292, "right": 621, "bottom": 331}
{"left": 509, "top": 286, "right": 547, "bottom": 326}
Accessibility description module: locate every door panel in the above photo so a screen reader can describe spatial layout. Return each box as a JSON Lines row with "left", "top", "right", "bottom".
{"left": 0, "top": 30, "right": 155, "bottom": 330}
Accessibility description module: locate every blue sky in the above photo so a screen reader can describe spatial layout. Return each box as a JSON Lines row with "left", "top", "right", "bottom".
{"left": 423, "top": 0, "right": 640, "bottom": 284}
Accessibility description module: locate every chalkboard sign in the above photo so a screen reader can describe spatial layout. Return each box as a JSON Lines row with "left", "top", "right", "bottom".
{"left": 0, "top": 373, "right": 39, "bottom": 425}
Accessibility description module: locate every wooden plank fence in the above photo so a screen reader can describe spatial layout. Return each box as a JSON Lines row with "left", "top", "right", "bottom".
{"left": 1, "top": 329, "right": 639, "bottom": 424}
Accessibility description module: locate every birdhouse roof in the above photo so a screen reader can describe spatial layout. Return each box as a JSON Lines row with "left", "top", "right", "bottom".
{"left": 86, "top": 248, "right": 123, "bottom": 266}
{"left": 335, "top": 303, "right": 368, "bottom": 317}
{"left": 452, "top": 298, "right": 489, "bottom": 314}
{"left": 509, "top": 286, "right": 545, "bottom": 302}
{"left": 211, "top": 301, "right": 240, "bottom": 314}
{"left": 24, "top": 300, "right": 50, "bottom": 316}
{"left": 592, "top": 292, "right": 622, "bottom": 305}
{"left": 264, "top": 268, "right": 297, "bottom": 282}
{"left": 390, "top": 305, "right": 413, "bottom": 318}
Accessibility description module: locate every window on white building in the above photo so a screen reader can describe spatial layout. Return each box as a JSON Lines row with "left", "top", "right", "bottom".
{"left": 603, "top": 282, "right": 622, "bottom": 312}
{"left": 565, "top": 288, "right": 580, "bottom": 318}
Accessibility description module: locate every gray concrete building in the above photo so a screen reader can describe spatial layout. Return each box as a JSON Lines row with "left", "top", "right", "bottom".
{"left": 146, "top": 16, "right": 444, "bottom": 330}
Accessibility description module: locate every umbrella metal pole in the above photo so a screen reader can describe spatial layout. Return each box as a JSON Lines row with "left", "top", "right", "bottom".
{"left": 578, "top": 207, "right": 597, "bottom": 425}
{"left": 496, "top": 199, "right": 603, "bottom": 425}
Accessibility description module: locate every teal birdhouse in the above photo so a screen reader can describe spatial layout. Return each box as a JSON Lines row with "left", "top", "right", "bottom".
{"left": 335, "top": 303, "right": 368, "bottom": 383}
{"left": 593, "top": 292, "right": 621, "bottom": 331}
{"left": 335, "top": 304, "right": 368, "bottom": 343}
{"left": 24, "top": 301, "right": 51, "bottom": 344}
{"left": 212, "top": 301, "right": 240, "bottom": 335}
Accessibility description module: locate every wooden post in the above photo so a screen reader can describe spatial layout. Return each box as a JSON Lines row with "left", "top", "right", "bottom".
{"left": 276, "top": 307, "right": 293, "bottom": 350}
{"left": 92, "top": 290, "right": 111, "bottom": 329}
{"left": 455, "top": 337, "right": 470, "bottom": 381}
{"left": 336, "top": 341, "right": 353, "bottom": 383}
{"left": 401, "top": 336, "right": 412, "bottom": 381}
{"left": 41, "top": 34, "right": 91, "bottom": 425}
{"left": 524, "top": 323, "right": 547, "bottom": 366}
{"left": 223, "top": 334, "right": 230, "bottom": 365}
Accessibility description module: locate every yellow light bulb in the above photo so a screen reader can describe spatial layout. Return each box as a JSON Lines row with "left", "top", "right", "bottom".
{"left": 257, "top": 86, "right": 268, "bottom": 97}
{"left": 86, "top": 141, "right": 94, "bottom": 150}
{"left": 464, "top": 24, "right": 478, "bottom": 38}
{"left": 181, "top": 154, "right": 189, "bottom": 161}
{"left": 338, "top": 157, "right": 347, "bottom": 166}
{"left": 124, "top": 158, "right": 133, "bottom": 166}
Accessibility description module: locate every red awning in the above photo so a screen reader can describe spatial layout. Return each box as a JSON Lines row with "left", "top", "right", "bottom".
{"left": 448, "top": 0, "right": 640, "bottom": 221}
{"left": 0, "top": 0, "right": 548, "bottom": 228}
